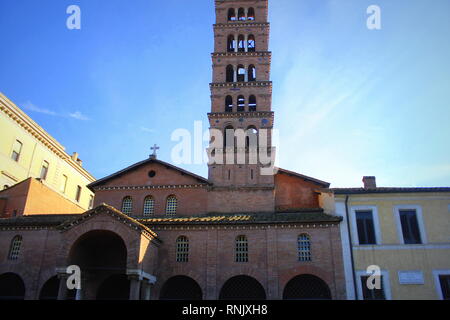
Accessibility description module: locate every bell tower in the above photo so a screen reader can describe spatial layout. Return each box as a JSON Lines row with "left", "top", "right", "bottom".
{"left": 207, "top": 0, "right": 276, "bottom": 213}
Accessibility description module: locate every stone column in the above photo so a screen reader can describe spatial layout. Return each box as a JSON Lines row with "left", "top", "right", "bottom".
{"left": 57, "top": 273, "right": 68, "bottom": 300}
{"left": 244, "top": 65, "right": 249, "bottom": 82}
{"left": 75, "top": 274, "right": 87, "bottom": 300}
{"left": 128, "top": 275, "right": 141, "bottom": 300}
{"left": 141, "top": 281, "right": 152, "bottom": 300}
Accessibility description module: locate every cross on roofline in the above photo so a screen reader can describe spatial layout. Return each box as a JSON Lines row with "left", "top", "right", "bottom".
{"left": 150, "top": 144, "right": 160, "bottom": 159}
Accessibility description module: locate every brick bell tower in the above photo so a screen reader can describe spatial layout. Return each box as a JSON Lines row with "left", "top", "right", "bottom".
{"left": 207, "top": 0, "right": 276, "bottom": 213}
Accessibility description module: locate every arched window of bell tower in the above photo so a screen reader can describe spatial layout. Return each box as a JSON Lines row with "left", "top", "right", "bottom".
{"left": 228, "top": 8, "right": 236, "bottom": 21}
{"left": 238, "top": 8, "right": 246, "bottom": 21}
{"left": 249, "top": 95, "right": 257, "bottom": 111}
{"left": 238, "top": 35, "right": 245, "bottom": 52}
{"left": 248, "top": 8, "right": 255, "bottom": 21}
{"left": 247, "top": 35, "right": 255, "bottom": 52}
{"left": 226, "top": 65, "right": 234, "bottom": 82}
{"left": 237, "top": 65, "right": 245, "bottom": 82}
{"left": 248, "top": 65, "right": 256, "bottom": 81}
{"left": 237, "top": 95, "right": 245, "bottom": 112}
{"left": 225, "top": 96, "right": 233, "bottom": 112}
{"left": 227, "top": 35, "right": 236, "bottom": 52}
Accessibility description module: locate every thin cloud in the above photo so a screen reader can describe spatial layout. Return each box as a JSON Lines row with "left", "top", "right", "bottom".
{"left": 140, "top": 126, "right": 155, "bottom": 133}
{"left": 22, "top": 101, "right": 57, "bottom": 116}
{"left": 69, "top": 111, "right": 91, "bottom": 121}
{"left": 22, "top": 101, "right": 91, "bottom": 121}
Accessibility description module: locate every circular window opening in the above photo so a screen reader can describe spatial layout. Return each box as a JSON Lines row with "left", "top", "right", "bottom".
{"left": 148, "top": 170, "right": 156, "bottom": 178}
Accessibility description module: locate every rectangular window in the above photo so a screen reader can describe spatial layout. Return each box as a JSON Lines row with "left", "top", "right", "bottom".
{"left": 60, "top": 175, "right": 68, "bottom": 193}
{"left": 399, "top": 210, "right": 422, "bottom": 244}
{"left": 89, "top": 195, "right": 94, "bottom": 209}
{"left": 40, "top": 161, "right": 49, "bottom": 180}
{"left": 361, "top": 275, "right": 386, "bottom": 300}
{"left": 11, "top": 140, "right": 23, "bottom": 162}
{"left": 235, "top": 236, "right": 248, "bottom": 262}
{"left": 356, "top": 210, "right": 376, "bottom": 245}
{"left": 439, "top": 275, "right": 450, "bottom": 300}
{"left": 75, "top": 185, "right": 82, "bottom": 202}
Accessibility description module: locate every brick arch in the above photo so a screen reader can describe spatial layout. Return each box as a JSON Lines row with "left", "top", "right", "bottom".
{"left": 159, "top": 274, "right": 203, "bottom": 300}
{"left": 0, "top": 271, "right": 26, "bottom": 300}
{"left": 37, "top": 273, "right": 60, "bottom": 300}
{"left": 219, "top": 274, "right": 267, "bottom": 300}
{"left": 218, "top": 266, "right": 267, "bottom": 297}
{"left": 0, "top": 266, "right": 32, "bottom": 297}
{"left": 56, "top": 217, "right": 142, "bottom": 269}
{"left": 156, "top": 270, "right": 204, "bottom": 292}
{"left": 0, "top": 268, "right": 28, "bottom": 286}
{"left": 37, "top": 268, "right": 60, "bottom": 297}
{"left": 279, "top": 265, "right": 336, "bottom": 299}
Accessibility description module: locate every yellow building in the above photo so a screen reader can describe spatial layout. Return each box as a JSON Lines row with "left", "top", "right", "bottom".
{"left": 0, "top": 93, "right": 95, "bottom": 211}
{"left": 334, "top": 176, "right": 450, "bottom": 300}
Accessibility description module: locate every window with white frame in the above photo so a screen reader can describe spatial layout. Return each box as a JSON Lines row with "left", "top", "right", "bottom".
{"left": 439, "top": 275, "right": 450, "bottom": 300}
{"left": 40, "top": 160, "right": 49, "bottom": 180}
{"left": 176, "top": 236, "right": 189, "bottom": 262}
{"left": 351, "top": 206, "right": 381, "bottom": 245}
{"left": 75, "top": 185, "right": 82, "bottom": 203}
{"left": 355, "top": 210, "right": 376, "bottom": 245}
{"left": 8, "top": 235, "right": 22, "bottom": 260}
{"left": 357, "top": 270, "right": 391, "bottom": 300}
{"left": 399, "top": 209, "right": 422, "bottom": 244}
{"left": 88, "top": 195, "right": 94, "bottom": 209}
{"left": 11, "top": 140, "right": 23, "bottom": 162}
{"left": 298, "top": 234, "right": 311, "bottom": 261}
{"left": 433, "top": 270, "right": 450, "bottom": 300}
{"left": 394, "top": 205, "right": 426, "bottom": 245}
{"left": 360, "top": 275, "right": 386, "bottom": 300}
{"left": 60, "top": 175, "right": 68, "bottom": 193}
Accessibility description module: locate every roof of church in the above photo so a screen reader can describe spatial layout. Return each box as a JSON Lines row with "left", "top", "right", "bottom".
{"left": 87, "top": 157, "right": 210, "bottom": 190}
{"left": 57, "top": 204, "right": 159, "bottom": 239}
{"left": 0, "top": 208, "right": 341, "bottom": 228}
{"left": 275, "top": 168, "right": 330, "bottom": 188}
{"left": 0, "top": 214, "right": 79, "bottom": 227}
{"left": 332, "top": 187, "right": 450, "bottom": 195}
{"left": 138, "top": 209, "right": 341, "bottom": 225}
{"left": 0, "top": 204, "right": 159, "bottom": 240}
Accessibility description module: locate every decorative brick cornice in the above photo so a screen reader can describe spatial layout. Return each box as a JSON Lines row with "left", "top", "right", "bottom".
{"left": 147, "top": 223, "right": 340, "bottom": 231}
{"left": 208, "top": 185, "right": 275, "bottom": 192}
{"left": 212, "top": 51, "right": 271, "bottom": 58}
{"left": 210, "top": 81, "right": 272, "bottom": 88}
{"left": 213, "top": 22, "right": 270, "bottom": 28}
{"left": 208, "top": 111, "right": 274, "bottom": 119}
{"left": 0, "top": 225, "right": 54, "bottom": 231}
{"left": 93, "top": 184, "right": 208, "bottom": 192}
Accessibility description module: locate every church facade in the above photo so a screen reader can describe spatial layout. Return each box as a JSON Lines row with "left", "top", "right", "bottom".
{"left": 0, "top": 0, "right": 347, "bottom": 300}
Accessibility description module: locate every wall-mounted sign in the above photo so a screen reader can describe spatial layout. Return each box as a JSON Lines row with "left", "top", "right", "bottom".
{"left": 398, "top": 271, "right": 424, "bottom": 285}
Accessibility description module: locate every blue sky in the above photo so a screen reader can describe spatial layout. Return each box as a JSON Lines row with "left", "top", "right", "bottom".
{"left": 0, "top": 0, "right": 449, "bottom": 187}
